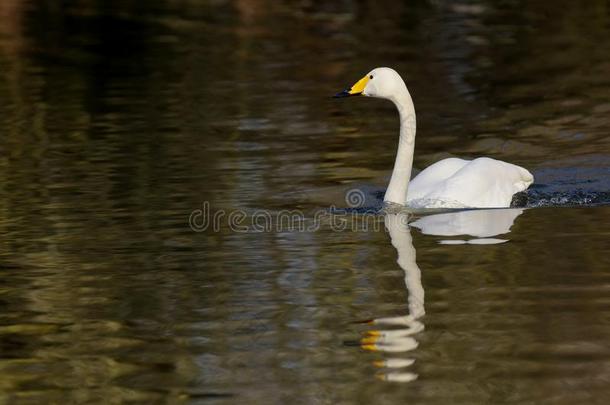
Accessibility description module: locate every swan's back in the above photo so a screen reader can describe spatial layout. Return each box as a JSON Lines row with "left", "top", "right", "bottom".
{"left": 407, "top": 157, "right": 533, "bottom": 208}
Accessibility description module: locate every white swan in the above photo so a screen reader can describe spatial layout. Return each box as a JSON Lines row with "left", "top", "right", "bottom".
{"left": 335, "top": 67, "right": 534, "bottom": 208}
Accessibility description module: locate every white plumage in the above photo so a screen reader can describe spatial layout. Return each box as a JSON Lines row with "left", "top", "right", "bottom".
{"left": 336, "top": 67, "right": 534, "bottom": 208}
{"left": 407, "top": 157, "right": 533, "bottom": 208}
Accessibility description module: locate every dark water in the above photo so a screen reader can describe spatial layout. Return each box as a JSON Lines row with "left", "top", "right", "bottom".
{"left": 1, "top": 0, "right": 609, "bottom": 403}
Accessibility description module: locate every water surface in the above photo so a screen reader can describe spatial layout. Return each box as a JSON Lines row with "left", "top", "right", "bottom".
{"left": 0, "top": 1, "right": 609, "bottom": 403}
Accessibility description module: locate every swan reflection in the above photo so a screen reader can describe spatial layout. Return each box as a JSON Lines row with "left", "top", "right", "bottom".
{"left": 362, "top": 208, "right": 525, "bottom": 382}
{"left": 411, "top": 208, "right": 524, "bottom": 244}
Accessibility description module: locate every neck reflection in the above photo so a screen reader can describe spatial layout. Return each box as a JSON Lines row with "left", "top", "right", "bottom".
{"left": 360, "top": 212, "right": 423, "bottom": 383}
{"left": 361, "top": 208, "right": 525, "bottom": 383}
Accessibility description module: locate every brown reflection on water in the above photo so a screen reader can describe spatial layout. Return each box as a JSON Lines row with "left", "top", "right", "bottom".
{"left": 0, "top": 0, "right": 609, "bottom": 403}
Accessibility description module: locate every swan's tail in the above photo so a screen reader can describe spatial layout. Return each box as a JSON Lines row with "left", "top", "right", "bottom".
{"left": 514, "top": 166, "right": 534, "bottom": 192}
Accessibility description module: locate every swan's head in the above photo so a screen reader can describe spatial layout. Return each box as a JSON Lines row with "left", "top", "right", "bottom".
{"left": 334, "top": 67, "right": 406, "bottom": 100}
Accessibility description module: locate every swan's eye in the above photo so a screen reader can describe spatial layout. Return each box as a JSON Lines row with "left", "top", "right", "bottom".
{"left": 369, "top": 75, "right": 374, "bottom": 79}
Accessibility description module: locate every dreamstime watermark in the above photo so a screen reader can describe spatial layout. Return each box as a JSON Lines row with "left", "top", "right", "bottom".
{"left": 188, "top": 188, "right": 406, "bottom": 233}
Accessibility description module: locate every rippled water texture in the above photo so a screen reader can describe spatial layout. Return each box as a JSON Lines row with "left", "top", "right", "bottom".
{"left": 1, "top": 1, "right": 609, "bottom": 403}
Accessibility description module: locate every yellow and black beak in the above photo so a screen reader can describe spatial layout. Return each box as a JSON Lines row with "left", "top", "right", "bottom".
{"left": 334, "top": 75, "right": 369, "bottom": 98}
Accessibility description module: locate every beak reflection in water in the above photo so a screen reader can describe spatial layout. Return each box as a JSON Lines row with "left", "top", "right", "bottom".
{"left": 359, "top": 208, "right": 525, "bottom": 383}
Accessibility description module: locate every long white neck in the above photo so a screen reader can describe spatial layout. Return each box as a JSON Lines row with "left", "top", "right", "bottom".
{"left": 383, "top": 87, "right": 417, "bottom": 205}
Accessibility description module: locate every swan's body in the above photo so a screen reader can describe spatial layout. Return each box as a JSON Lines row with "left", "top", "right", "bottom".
{"left": 407, "top": 157, "right": 533, "bottom": 208}
{"left": 335, "top": 67, "right": 533, "bottom": 208}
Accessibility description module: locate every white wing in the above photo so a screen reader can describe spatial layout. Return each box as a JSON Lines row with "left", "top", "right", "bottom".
{"left": 407, "top": 157, "right": 534, "bottom": 208}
